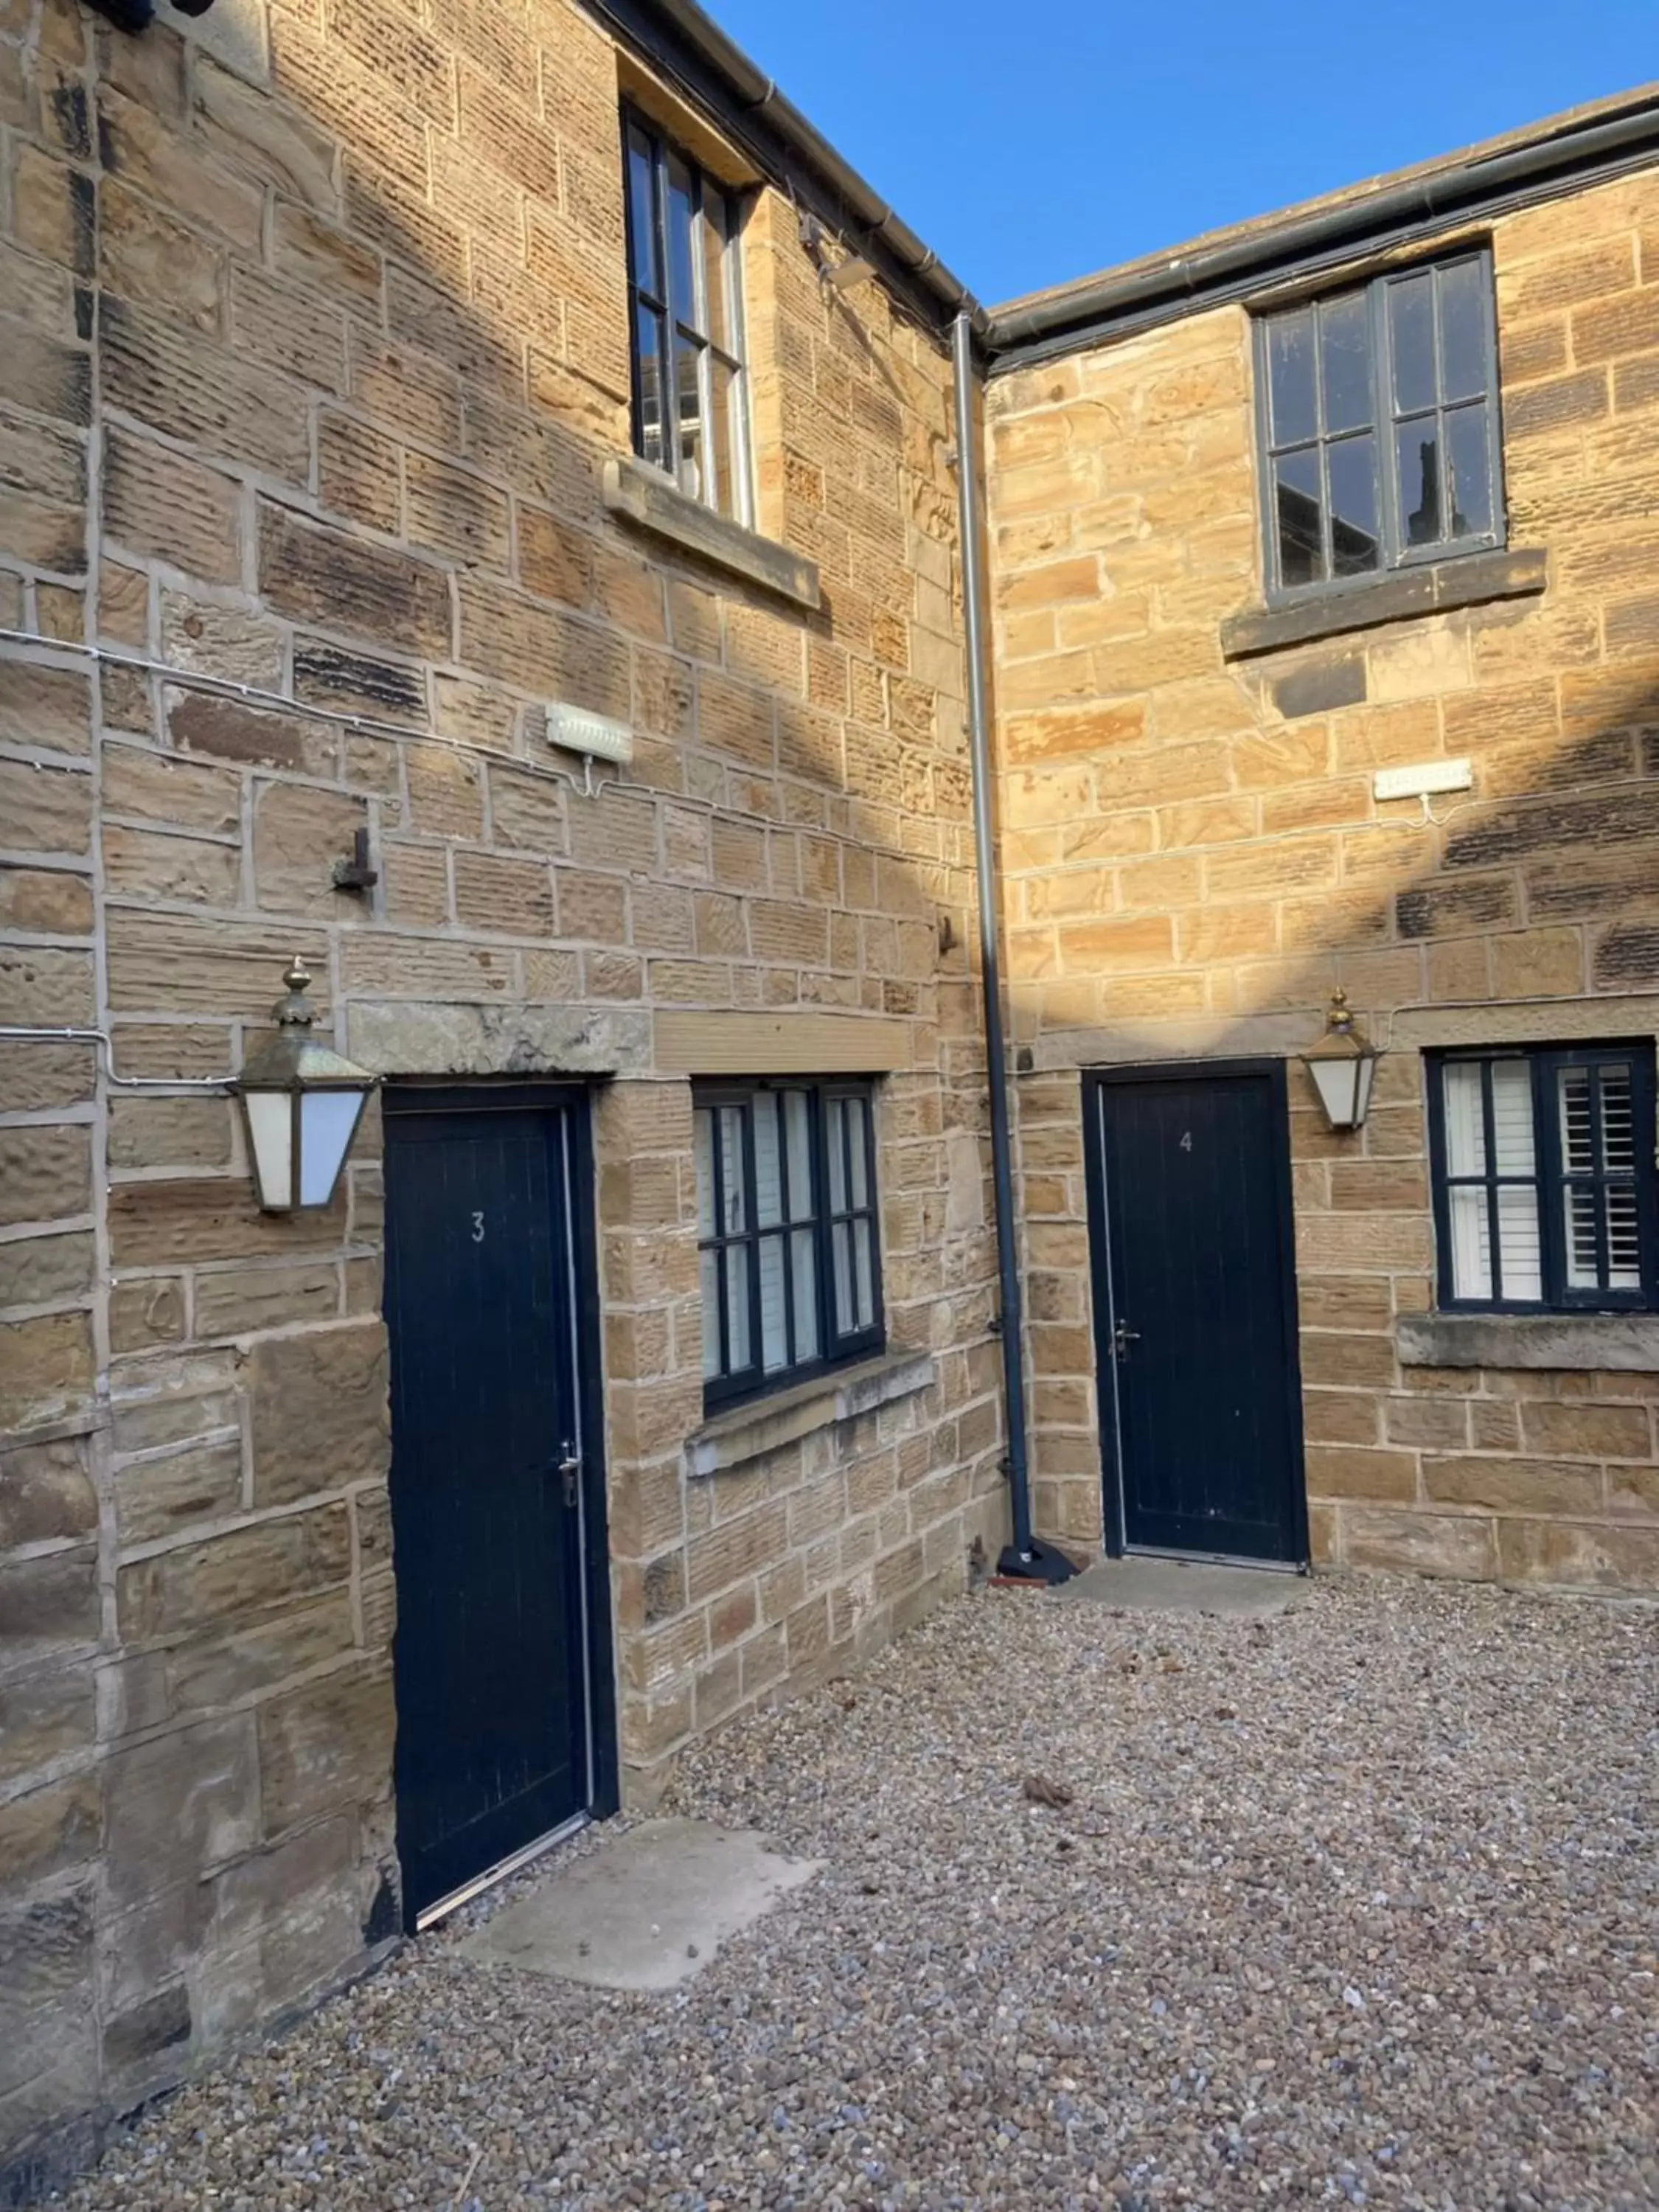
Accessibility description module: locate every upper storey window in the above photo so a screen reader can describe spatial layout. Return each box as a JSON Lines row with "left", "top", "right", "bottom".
{"left": 1254, "top": 251, "right": 1504, "bottom": 600}
{"left": 622, "top": 109, "right": 752, "bottom": 525}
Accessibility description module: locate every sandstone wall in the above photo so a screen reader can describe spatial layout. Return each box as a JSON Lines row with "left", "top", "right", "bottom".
{"left": 987, "top": 169, "right": 1659, "bottom": 1591}
{"left": 0, "top": 0, "right": 1002, "bottom": 2183}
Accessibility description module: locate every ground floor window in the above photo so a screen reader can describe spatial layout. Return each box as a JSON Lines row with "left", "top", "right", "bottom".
{"left": 693, "top": 1079, "right": 883, "bottom": 1406}
{"left": 1427, "top": 1043, "right": 1659, "bottom": 1312}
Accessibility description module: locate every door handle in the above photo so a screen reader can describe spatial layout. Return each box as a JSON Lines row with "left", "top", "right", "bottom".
{"left": 1113, "top": 1317, "right": 1140, "bottom": 1360}
{"left": 557, "top": 1443, "right": 580, "bottom": 1508}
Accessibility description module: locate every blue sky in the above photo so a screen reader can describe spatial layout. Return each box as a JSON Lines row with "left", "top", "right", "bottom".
{"left": 708, "top": 1, "right": 1654, "bottom": 305}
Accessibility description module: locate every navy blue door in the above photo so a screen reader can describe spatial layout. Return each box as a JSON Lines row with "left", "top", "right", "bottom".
{"left": 1085, "top": 1061, "right": 1307, "bottom": 1565}
{"left": 383, "top": 1091, "right": 596, "bottom": 1924}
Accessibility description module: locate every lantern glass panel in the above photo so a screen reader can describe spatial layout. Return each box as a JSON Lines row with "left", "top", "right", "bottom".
{"left": 299, "top": 1090, "right": 366, "bottom": 1206}
{"left": 1353, "top": 1052, "right": 1377, "bottom": 1126}
{"left": 243, "top": 1089, "right": 293, "bottom": 1210}
{"left": 1310, "top": 1055, "right": 1360, "bottom": 1128}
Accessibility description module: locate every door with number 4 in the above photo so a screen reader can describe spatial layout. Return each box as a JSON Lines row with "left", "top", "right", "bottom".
{"left": 1085, "top": 1061, "right": 1309, "bottom": 1565}
{"left": 382, "top": 1086, "right": 613, "bottom": 1927}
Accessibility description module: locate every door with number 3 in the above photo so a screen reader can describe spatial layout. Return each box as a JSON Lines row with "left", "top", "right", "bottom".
{"left": 1085, "top": 1061, "right": 1309, "bottom": 1565}
{"left": 382, "top": 1087, "right": 611, "bottom": 1925}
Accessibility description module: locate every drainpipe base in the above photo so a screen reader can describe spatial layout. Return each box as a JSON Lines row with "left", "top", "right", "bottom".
{"left": 992, "top": 1538, "right": 1080, "bottom": 1587}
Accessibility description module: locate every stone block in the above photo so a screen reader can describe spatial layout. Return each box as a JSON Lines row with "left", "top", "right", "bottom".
{"left": 0, "top": 1665, "right": 94, "bottom": 1787}
{"left": 110, "top": 1178, "right": 346, "bottom": 1267}
{"left": 0, "top": 756, "right": 92, "bottom": 858}
{"left": 248, "top": 1322, "right": 389, "bottom": 1508}
{"left": 1497, "top": 1517, "right": 1659, "bottom": 1590}
{"left": 114, "top": 1438, "right": 243, "bottom": 1546}
{"left": 256, "top": 1663, "right": 394, "bottom": 1835}
{"left": 1341, "top": 1507, "right": 1498, "bottom": 1579}
{"left": 0, "top": 1040, "right": 94, "bottom": 1119}
{"left": 1304, "top": 1389, "right": 1382, "bottom": 1446}
{"left": 117, "top": 1506, "right": 349, "bottom": 1644}
{"left": 1380, "top": 1395, "right": 1467, "bottom": 1450}
{"left": 0, "top": 1226, "right": 94, "bottom": 1310}
{"left": 0, "top": 1546, "right": 98, "bottom": 1674}
{"left": 0, "top": 945, "right": 94, "bottom": 1031}
{"left": 0, "top": 865, "right": 92, "bottom": 936}
{"left": 102, "top": 422, "right": 243, "bottom": 584}
{"left": 0, "top": 1434, "right": 96, "bottom": 1550}
{"left": 1517, "top": 1399, "right": 1652, "bottom": 1460}
{"left": 193, "top": 1262, "right": 339, "bottom": 1338}
{"left": 167, "top": 1592, "right": 356, "bottom": 1713}
{"left": 102, "top": 741, "right": 241, "bottom": 836}
{"left": 0, "top": 1310, "right": 94, "bottom": 1430}
{"left": 453, "top": 849, "right": 554, "bottom": 936}
{"left": 108, "top": 1096, "right": 235, "bottom": 1172}
{"left": 0, "top": 1886, "right": 96, "bottom": 2118}
{"left": 253, "top": 782, "right": 368, "bottom": 917}
{"left": 1422, "top": 1455, "right": 1601, "bottom": 1515}
{"left": 0, "top": 1773, "right": 100, "bottom": 1897}
{"left": 208, "top": 1812, "right": 356, "bottom": 1950}
{"left": 260, "top": 503, "right": 451, "bottom": 658}
{"left": 103, "top": 1713, "right": 258, "bottom": 1906}
{"left": 0, "top": 661, "right": 91, "bottom": 756}
{"left": 108, "top": 1349, "right": 241, "bottom": 1454}
{"left": 0, "top": 325, "right": 90, "bottom": 434}
{"left": 102, "top": 1983, "right": 192, "bottom": 2082}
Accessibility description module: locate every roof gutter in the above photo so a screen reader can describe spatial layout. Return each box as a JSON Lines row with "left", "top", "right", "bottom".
{"left": 585, "top": 0, "right": 990, "bottom": 340}
{"left": 987, "top": 88, "right": 1659, "bottom": 366}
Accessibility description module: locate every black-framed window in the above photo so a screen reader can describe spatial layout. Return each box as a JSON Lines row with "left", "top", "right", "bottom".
{"left": 1427, "top": 1045, "right": 1659, "bottom": 1313}
{"left": 694, "top": 1080, "right": 883, "bottom": 1407}
{"left": 622, "top": 109, "right": 751, "bottom": 524}
{"left": 1255, "top": 250, "right": 1504, "bottom": 601}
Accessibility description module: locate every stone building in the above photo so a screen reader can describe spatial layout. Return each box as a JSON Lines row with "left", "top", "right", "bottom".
{"left": 0, "top": 0, "right": 1005, "bottom": 2186}
{"left": 985, "top": 97, "right": 1659, "bottom": 1595}
{"left": 1, "top": 0, "right": 1658, "bottom": 2185}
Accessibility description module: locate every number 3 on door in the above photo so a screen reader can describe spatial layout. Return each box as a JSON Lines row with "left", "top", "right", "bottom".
{"left": 471, "top": 1211, "right": 486, "bottom": 1242}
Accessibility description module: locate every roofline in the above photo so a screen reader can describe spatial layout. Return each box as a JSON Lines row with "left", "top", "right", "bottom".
{"left": 983, "top": 85, "right": 1659, "bottom": 369}
{"left": 583, "top": 0, "right": 990, "bottom": 341}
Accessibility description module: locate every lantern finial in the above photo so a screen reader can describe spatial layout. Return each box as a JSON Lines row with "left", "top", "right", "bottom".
{"left": 274, "top": 956, "right": 316, "bottom": 1026}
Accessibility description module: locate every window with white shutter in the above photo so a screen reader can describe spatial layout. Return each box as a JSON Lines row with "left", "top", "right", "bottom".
{"left": 1428, "top": 1046, "right": 1658, "bottom": 1312}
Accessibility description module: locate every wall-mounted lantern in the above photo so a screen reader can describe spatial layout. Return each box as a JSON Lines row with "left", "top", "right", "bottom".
{"left": 232, "top": 956, "right": 378, "bottom": 1212}
{"left": 1300, "top": 989, "right": 1381, "bottom": 1133}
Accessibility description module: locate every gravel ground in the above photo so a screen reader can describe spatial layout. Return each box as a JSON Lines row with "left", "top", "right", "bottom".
{"left": 68, "top": 1575, "right": 1657, "bottom": 2212}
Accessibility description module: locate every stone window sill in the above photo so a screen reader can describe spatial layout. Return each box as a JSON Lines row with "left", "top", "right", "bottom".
{"left": 602, "top": 456, "right": 821, "bottom": 613}
{"left": 1220, "top": 546, "right": 1548, "bottom": 661}
{"left": 685, "top": 1348, "right": 937, "bottom": 1478}
{"left": 1397, "top": 1310, "right": 1659, "bottom": 1372}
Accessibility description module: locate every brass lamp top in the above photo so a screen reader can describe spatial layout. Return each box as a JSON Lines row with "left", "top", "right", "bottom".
{"left": 1303, "top": 987, "right": 1377, "bottom": 1062}
{"left": 237, "top": 954, "right": 379, "bottom": 1091}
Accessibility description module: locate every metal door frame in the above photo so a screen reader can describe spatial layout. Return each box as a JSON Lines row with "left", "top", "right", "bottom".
{"left": 1082, "top": 1057, "right": 1310, "bottom": 1566}
{"left": 382, "top": 1079, "right": 619, "bottom": 1930}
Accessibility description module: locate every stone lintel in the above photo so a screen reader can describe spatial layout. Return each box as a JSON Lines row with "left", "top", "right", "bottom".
{"left": 1391, "top": 998, "right": 1659, "bottom": 1049}
{"left": 1220, "top": 546, "right": 1548, "bottom": 661}
{"left": 345, "top": 1000, "right": 652, "bottom": 1079}
{"left": 1397, "top": 1311, "right": 1659, "bottom": 1372}
{"left": 602, "top": 458, "right": 822, "bottom": 612}
{"left": 1026, "top": 1013, "right": 1316, "bottom": 1071}
{"left": 685, "top": 1349, "right": 937, "bottom": 1479}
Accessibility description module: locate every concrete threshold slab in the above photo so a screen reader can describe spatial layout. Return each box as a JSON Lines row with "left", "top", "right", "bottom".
{"left": 461, "top": 1818, "right": 825, "bottom": 1992}
{"left": 1054, "top": 1556, "right": 1309, "bottom": 1618}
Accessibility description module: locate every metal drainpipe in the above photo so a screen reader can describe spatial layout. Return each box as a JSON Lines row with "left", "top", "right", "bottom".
{"left": 951, "top": 310, "right": 1076, "bottom": 1587}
